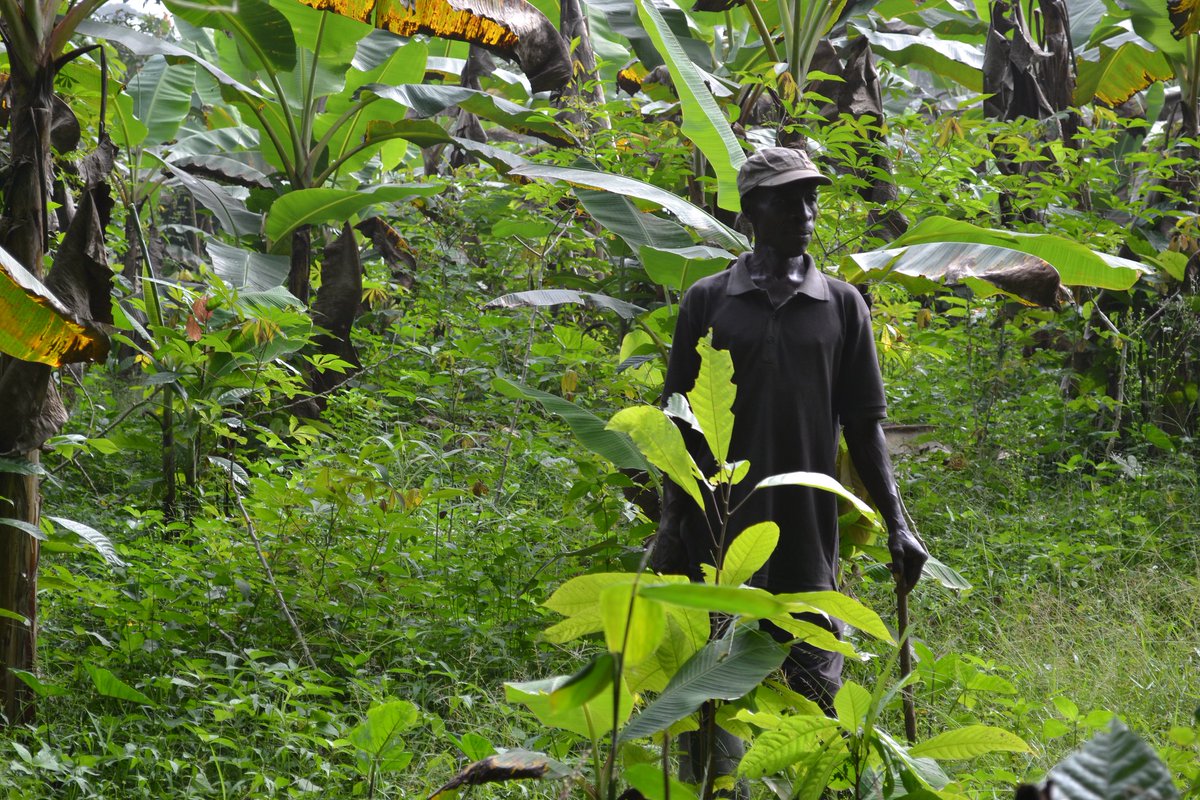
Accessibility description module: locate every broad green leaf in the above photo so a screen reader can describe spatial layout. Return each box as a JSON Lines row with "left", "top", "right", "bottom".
{"left": 738, "top": 715, "right": 844, "bottom": 778}
{"left": 75, "top": 21, "right": 264, "bottom": 100}
{"left": 580, "top": 189, "right": 694, "bottom": 253}
{"left": 779, "top": 590, "right": 894, "bottom": 644}
{"left": 716, "top": 522, "right": 779, "bottom": 587}
{"left": 129, "top": 56, "right": 195, "bottom": 146}
{"left": 833, "top": 680, "right": 872, "bottom": 731}
{"left": 619, "top": 627, "right": 788, "bottom": 742}
{"left": 506, "top": 673, "right": 633, "bottom": 738}
{"left": 157, "top": 158, "right": 263, "bottom": 238}
{"left": 765, "top": 615, "right": 862, "bottom": 659}
{"left": 625, "top": 605, "right": 710, "bottom": 694}
{"left": 361, "top": 84, "right": 574, "bottom": 146}
{"left": 608, "top": 406, "right": 705, "bottom": 509}
{"left": 109, "top": 92, "right": 149, "bottom": 149}
{"left": 165, "top": 0, "right": 297, "bottom": 72}
{"left": 47, "top": 516, "right": 126, "bottom": 568}
{"left": 0, "top": 518, "right": 46, "bottom": 541}
{"left": 1074, "top": 42, "right": 1174, "bottom": 106}
{"left": 492, "top": 378, "right": 650, "bottom": 472}
{"left": 0, "top": 608, "right": 29, "bottom": 624}
{"left": 10, "top": 669, "right": 67, "bottom": 698}
{"left": 756, "top": 471, "right": 880, "bottom": 523}
{"left": 207, "top": 242, "right": 289, "bottom": 291}
{"left": 272, "top": 0, "right": 372, "bottom": 64}
{"left": 639, "top": 245, "right": 733, "bottom": 291}
{"left": 510, "top": 164, "right": 747, "bottom": 251}
{"left": 688, "top": 337, "right": 736, "bottom": 466}
{"left": 639, "top": 582, "right": 785, "bottom": 619}
{"left": 350, "top": 700, "right": 419, "bottom": 755}
{"left": 544, "top": 572, "right": 636, "bottom": 619}
{"left": 549, "top": 652, "right": 616, "bottom": 713}
{"left": 857, "top": 26, "right": 984, "bottom": 91}
{"left": 0, "top": 245, "right": 108, "bottom": 366}
{"left": 484, "top": 289, "right": 646, "bottom": 320}
{"left": 624, "top": 763, "right": 699, "bottom": 800}
{"left": 1047, "top": 720, "right": 1176, "bottom": 800}
{"left": 908, "top": 725, "right": 1030, "bottom": 760}
{"left": 851, "top": 216, "right": 1149, "bottom": 291}
{"left": 635, "top": 0, "right": 745, "bottom": 212}
{"left": 601, "top": 584, "right": 666, "bottom": 665}
{"left": 266, "top": 184, "right": 440, "bottom": 250}
{"left": 85, "top": 664, "right": 155, "bottom": 705}
{"left": 845, "top": 242, "right": 1063, "bottom": 307}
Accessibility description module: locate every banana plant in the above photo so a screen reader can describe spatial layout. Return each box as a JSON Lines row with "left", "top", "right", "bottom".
{"left": 0, "top": 0, "right": 120, "bottom": 725}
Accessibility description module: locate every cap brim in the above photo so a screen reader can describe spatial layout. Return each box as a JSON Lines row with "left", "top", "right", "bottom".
{"left": 755, "top": 170, "right": 832, "bottom": 188}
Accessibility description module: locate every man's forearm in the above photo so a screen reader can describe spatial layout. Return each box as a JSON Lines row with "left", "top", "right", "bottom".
{"left": 842, "top": 418, "right": 905, "bottom": 534}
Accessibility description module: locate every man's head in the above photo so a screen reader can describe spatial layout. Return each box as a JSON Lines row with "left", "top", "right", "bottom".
{"left": 738, "top": 147, "right": 830, "bottom": 257}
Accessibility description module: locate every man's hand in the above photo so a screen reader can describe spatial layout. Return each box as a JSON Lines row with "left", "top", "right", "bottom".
{"left": 889, "top": 525, "right": 927, "bottom": 594}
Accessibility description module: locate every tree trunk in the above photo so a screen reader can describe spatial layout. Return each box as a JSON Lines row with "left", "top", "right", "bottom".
{"left": 288, "top": 226, "right": 312, "bottom": 305}
{"left": 0, "top": 63, "right": 54, "bottom": 726}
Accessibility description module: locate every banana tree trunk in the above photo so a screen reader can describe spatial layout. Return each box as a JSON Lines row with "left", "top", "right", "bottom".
{"left": 0, "top": 62, "right": 55, "bottom": 727}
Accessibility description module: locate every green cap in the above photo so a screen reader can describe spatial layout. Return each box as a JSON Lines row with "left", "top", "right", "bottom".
{"left": 737, "top": 147, "right": 831, "bottom": 198}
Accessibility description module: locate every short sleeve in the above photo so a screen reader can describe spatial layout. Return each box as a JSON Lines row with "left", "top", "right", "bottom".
{"left": 835, "top": 288, "right": 887, "bottom": 421}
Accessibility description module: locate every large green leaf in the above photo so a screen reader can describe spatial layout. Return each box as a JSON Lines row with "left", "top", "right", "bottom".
{"left": 511, "top": 164, "right": 748, "bottom": 251}
{"left": 608, "top": 406, "right": 705, "bottom": 509}
{"left": 639, "top": 245, "right": 733, "bottom": 291}
{"left": 85, "top": 664, "right": 154, "bottom": 705}
{"left": 128, "top": 56, "right": 196, "bottom": 146}
{"left": 618, "top": 627, "right": 788, "bottom": 742}
{"left": 76, "top": 21, "right": 264, "bottom": 100}
{"left": 844, "top": 241, "right": 1063, "bottom": 307}
{"left": 349, "top": 700, "right": 419, "bottom": 756}
{"left": 688, "top": 337, "right": 736, "bottom": 466}
{"left": 506, "top": 672, "right": 633, "bottom": 738}
{"left": 635, "top": 0, "right": 745, "bottom": 212}
{"left": 0, "top": 245, "right": 107, "bottom": 366}
{"left": 755, "top": 471, "right": 880, "bottom": 523}
{"left": 778, "top": 591, "right": 894, "bottom": 643}
{"left": 360, "top": 84, "right": 575, "bottom": 146}
{"left": 165, "top": 0, "right": 297, "bottom": 72}
{"left": 850, "top": 216, "right": 1148, "bottom": 291}
{"left": 856, "top": 26, "right": 984, "bottom": 91}
{"left": 738, "top": 715, "right": 844, "bottom": 778}
{"left": 207, "top": 242, "right": 290, "bottom": 291}
{"left": 266, "top": 184, "right": 440, "bottom": 250}
{"left": 639, "top": 582, "right": 786, "bottom": 619}
{"left": 716, "top": 522, "right": 780, "bottom": 587}
{"left": 157, "top": 158, "right": 264, "bottom": 238}
{"left": 484, "top": 289, "right": 645, "bottom": 320}
{"left": 1074, "top": 42, "right": 1174, "bottom": 106}
{"left": 578, "top": 190, "right": 694, "bottom": 253}
{"left": 601, "top": 583, "right": 666, "bottom": 665}
{"left": 1047, "top": 720, "right": 1178, "bottom": 800}
{"left": 47, "top": 516, "right": 126, "bottom": 568}
{"left": 492, "top": 377, "right": 650, "bottom": 472}
{"left": 909, "top": 725, "right": 1031, "bottom": 760}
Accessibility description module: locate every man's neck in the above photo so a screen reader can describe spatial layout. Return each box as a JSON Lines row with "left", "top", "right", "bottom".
{"left": 747, "top": 247, "right": 811, "bottom": 285}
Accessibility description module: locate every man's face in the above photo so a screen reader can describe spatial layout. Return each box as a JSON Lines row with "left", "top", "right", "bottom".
{"left": 743, "top": 180, "right": 820, "bottom": 258}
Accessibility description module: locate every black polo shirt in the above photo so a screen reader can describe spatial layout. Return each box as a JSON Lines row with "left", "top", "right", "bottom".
{"left": 658, "top": 254, "right": 886, "bottom": 594}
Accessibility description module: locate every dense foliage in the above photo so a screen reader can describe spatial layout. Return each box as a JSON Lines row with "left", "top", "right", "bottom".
{"left": 1, "top": 0, "right": 1199, "bottom": 796}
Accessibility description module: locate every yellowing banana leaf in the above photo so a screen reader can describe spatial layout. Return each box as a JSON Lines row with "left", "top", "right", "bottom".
{"left": 0, "top": 246, "right": 108, "bottom": 366}
{"left": 1169, "top": 0, "right": 1200, "bottom": 37}
{"left": 1074, "top": 42, "right": 1174, "bottom": 106}
{"left": 295, "top": 0, "right": 572, "bottom": 92}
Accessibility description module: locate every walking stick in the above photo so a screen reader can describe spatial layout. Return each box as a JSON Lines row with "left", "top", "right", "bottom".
{"left": 896, "top": 580, "right": 917, "bottom": 744}
{"left": 896, "top": 495, "right": 922, "bottom": 744}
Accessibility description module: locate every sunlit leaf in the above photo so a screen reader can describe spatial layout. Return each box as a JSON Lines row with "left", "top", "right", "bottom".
{"left": 909, "top": 725, "right": 1031, "bottom": 760}
{"left": 688, "top": 337, "right": 736, "bottom": 466}
{"left": 505, "top": 672, "right": 633, "bottom": 737}
{"left": 0, "top": 245, "right": 108, "bottom": 366}
{"left": 47, "top": 516, "right": 126, "bottom": 567}
{"left": 1074, "top": 43, "right": 1174, "bottom": 106}
{"left": 778, "top": 590, "right": 894, "bottom": 644}
{"left": 608, "top": 406, "right": 705, "bottom": 508}
{"left": 715, "top": 522, "right": 779, "bottom": 588}
{"left": 639, "top": 582, "right": 785, "bottom": 619}
{"left": 296, "top": 0, "right": 572, "bottom": 92}
{"left": 738, "top": 714, "right": 844, "bottom": 778}
{"left": 600, "top": 583, "right": 666, "bottom": 665}
{"left": 266, "top": 184, "right": 440, "bottom": 250}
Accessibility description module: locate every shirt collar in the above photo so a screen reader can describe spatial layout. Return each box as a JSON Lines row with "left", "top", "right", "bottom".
{"left": 727, "top": 253, "right": 829, "bottom": 301}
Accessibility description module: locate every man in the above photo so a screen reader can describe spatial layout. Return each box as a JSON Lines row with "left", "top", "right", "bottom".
{"left": 653, "top": 146, "right": 928, "bottom": 710}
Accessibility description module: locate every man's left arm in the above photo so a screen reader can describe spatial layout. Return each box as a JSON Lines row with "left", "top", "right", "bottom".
{"left": 842, "top": 419, "right": 927, "bottom": 593}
